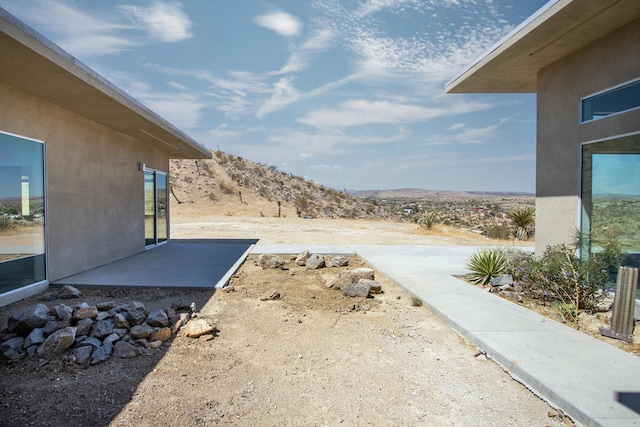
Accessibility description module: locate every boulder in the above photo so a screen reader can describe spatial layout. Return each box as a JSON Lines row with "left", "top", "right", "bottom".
{"left": 56, "top": 285, "right": 81, "bottom": 299}
{"left": 182, "top": 319, "right": 216, "bottom": 338}
{"left": 306, "top": 254, "right": 325, "bottom": 270}
{"left": 146, "top": 309, "right": 169, "bottom": 327}
{"left": 295, "top": 250, "right": 311, "bottom": 266}
{"left": 259, "top": 253, "right": 286, "bottom": 269}
{"left": 327, "top": 268, "right": 375, "bottom": 290}
{"left": 343, "top": 283, "right": 371, "bottom": 298}
{"left": 113, "top": 341, "right": 142, "bottom": 359}
{"left": 37, "top": 327, "right": 77, "bottom": 358}
{"left": 329, "top": 256, "right": 350, "bottom": 267}
{"left": 1, "top": 337, "right": 25, "bottom": 359}
{"left": 7, "top": 304, "right": 49, "bottom": 335}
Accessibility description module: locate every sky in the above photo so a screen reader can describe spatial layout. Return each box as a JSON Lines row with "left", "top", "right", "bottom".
{"left": 1, "top": 0, "right": 551, "bottom": 193}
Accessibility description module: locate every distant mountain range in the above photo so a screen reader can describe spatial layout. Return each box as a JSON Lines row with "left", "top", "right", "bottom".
{"left": 348, "top": 188, "right": 534, "bottom": 200}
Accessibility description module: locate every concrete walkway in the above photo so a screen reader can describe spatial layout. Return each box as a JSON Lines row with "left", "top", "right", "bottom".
{"left": 252, "top": 244, "right": 640, "bottom": 427}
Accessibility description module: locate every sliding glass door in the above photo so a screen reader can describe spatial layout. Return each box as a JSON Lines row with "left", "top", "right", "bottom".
{"left": 144, "top": 168, "right": 168, "bottom": 248}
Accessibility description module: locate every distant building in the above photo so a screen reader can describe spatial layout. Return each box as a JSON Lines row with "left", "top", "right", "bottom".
{"left": 446, "top": 0, "right": 640, "bottom": 262}
{"left": 0, "top": 9, "right": 211, "bottom": 305}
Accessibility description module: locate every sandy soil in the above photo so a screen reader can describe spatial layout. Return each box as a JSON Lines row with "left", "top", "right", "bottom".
{"left": 1, "top": 216, "right": 574, "bottom": 426}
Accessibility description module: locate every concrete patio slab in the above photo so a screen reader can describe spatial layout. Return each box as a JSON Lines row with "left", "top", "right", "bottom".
{"left": 52, "top": 239, "right": 257, "bottom": 289}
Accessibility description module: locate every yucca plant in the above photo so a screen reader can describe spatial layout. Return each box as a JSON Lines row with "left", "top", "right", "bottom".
{"left": 507, "top": 205, "right": 535, "bottom": 240}
{"left": 466, "top": 248, "right": 506, "bottom": 286}
{"left": 420, "top": 212, "right": 438, "bottom": 230}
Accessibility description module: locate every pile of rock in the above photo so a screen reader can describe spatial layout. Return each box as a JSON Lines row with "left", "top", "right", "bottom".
{"left": 0, "top": 286, "right": 216, "bottom": 365}
{"left": 488, "top": 275, "right": 523, "bottom": 302}
{"left": 258, "top": 251, "right": 383, "bottom": 298}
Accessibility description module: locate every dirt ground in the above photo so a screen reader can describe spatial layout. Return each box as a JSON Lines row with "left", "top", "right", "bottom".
{"left": 1, "top": 217, "right": 574, "bottom": 426}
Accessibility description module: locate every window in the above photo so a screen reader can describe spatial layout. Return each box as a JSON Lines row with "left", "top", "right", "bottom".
{"left": 0, "top": 131, "right": 46, "bottom": 294}
{"left": 581, "top": 79, "right": 640, "bottom": 122}
{"left": 581, "top": 134, "right": 640, "bottom": 271}
{"left": 144, "top": 168, "right": 168, "bottom": 247}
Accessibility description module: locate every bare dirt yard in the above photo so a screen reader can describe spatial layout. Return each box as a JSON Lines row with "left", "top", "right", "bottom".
{"left": 1, "top": 217, "right": 574, "bottom": 426}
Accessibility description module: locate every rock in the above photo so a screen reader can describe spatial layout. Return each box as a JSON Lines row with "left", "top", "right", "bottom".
{"left": 501, "top": 291, "right": 523, "bottom": 303}
{"left": 75, "top": 318, "right": 94, "bottom": 336}
{"left": 26, "top": 345, "right": 38, "bottom": 358}
{"left": 172, "top": 312, "right": 190, "bottom": 334}
{"left": 222, "top": 285, "right": 235, "bottom": 293}
{"left": 43, "top": 317, "right": 70, "bottom": 335}
{"left": 130, "top": 324, "right": 154, "bottom": 339}
{"left": 295, "top": 250, "right": 311, "bottom": 266}
{"left": 259, "top": 253, "right": 286, "bottom": 269}
{"left": 80, "top": 336, "right": 103, "bottom": 348}
{"left": 103, "top": 333, "right": 121, "bottom": 344}
{"left": 135, "top": 339, "right": 150, "bottom": 348}
{"left": 1, "top": 337, "right": 25, "bottom": 359}
{"left": 359, "top": 279, "right": 382, "bottom": 294}
{"left": 199, "top": 334, "right": 214, "bottom": 342}
{"left": 490, "top": 275, "right": 513, "bottom": 287}
{"left": 37, "top": 327, "right": 77, "bottom": 358}
{"left": 149, "top": 340, "right": 162, "bottom": 349}
{"left": 7, "top": 304, "right": 49, "bottom": 335}
{"left": 73, "top": 346, "right": 93, "bottom": 365}
{"left": 146, "top": 309, "right": 169, "bottom": 327}
{"left": 152, "top": 327, "right": 172, "bottom": 342}
{"left": 51, "top": 304, "right": 73, "bottom": 320}
{"left": 306, "top": 254, "right": 325, "bottom": 270}
{"left": 260, "top": 290, "right": 281, "bottom": 301}
{"left": 40, "top": 292, "right": 57, "bottom": 302}
{"left": 96, "top": 301, "right": 115, "bottom": 311}
{"left": 72, "top": 306, "right": 98, "bottom": 321}
{"left": 125, "top": 309, "right": 147, "bottom": 326}
{"left": 23, "top": 328, "right": 45, "bottom": 348}
{"left": 329, "top": 256, "right": 350, "bottom": 267}
{"left": 182, "top": 319, "right": 216, "bottom": 338}
{"left": 327, "top": 268, "right": 375, "bottom": 290}
{"left": 90, "top": 342, "right": 113, "bottom": 365}
{"left": 113, "top": 341, "right": 142, "bottom": 359}
{"left": 57, "top": 285, "right": 81, "bottom": 299}
{"left": 91, "top": 320, "right": 114, "bottom": 339}
{"left": 499, "top": 283, "right": 513, "bottom": 291}
{"left": 113, "top": 312, "right": 130, "bottom": 329}
{"left": 343, "top": 283, "right": 371, "bottom": 298}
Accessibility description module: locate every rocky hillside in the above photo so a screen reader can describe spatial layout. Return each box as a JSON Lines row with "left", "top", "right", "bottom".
{"left": 169, "top": 150, "right": 396, "bottom": 220}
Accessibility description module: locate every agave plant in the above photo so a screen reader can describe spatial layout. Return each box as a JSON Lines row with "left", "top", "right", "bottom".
{"left": 507, "top": 205, "right": 535, "bottom": 240}
{"left": 466, "top": 248, "right": 506, "bottom": 286}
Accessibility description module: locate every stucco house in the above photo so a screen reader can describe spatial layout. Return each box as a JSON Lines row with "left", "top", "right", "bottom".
{"left": 446, "top": 0, "right": 640, "bottom": 264}
{"left": 0, "top": 9, "right": 211, "bottom": 305}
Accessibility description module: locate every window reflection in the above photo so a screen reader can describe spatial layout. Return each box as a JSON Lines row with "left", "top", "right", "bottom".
{"left": 582, "top": 79, "right": 640, "bottom": 122}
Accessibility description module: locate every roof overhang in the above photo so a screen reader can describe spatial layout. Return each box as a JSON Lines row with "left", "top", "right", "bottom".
{"left": 0, "top": 8, "right": 211, "bottom": 159}
{"left": 445, "top": 0, "right": 640, "bottom": 94}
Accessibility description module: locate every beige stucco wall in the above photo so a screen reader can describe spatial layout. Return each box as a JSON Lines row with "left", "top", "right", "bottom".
{"left": 0, "top": 82, "right": 169, "bottom": 281}
{"left": 535, "top": 17, "right": 640, "bottom": 254}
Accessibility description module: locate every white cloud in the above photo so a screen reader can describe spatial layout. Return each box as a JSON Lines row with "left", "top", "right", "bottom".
{"left": 119, "top": 1, "right": 193, "bottom": 42}
{"left": 273, "top": 28, "right": 335, "bottom": 75}
{"left": 255, "top": 11, "right": 302, "bottom": 37}
{"left": 257, "top": 78, "right": 301, "bottom": 118}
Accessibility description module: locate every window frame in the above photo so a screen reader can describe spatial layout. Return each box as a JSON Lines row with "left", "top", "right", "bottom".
{"left": 580, "top": 77, "right": 640, "bottom": 123}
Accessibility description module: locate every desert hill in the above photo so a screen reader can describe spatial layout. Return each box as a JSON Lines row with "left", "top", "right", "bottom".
{"left": 350, "top": 188, "right": 534, "bottom": 200}
{"left": 169, "top": 150, "right": 396, "bottom": 220}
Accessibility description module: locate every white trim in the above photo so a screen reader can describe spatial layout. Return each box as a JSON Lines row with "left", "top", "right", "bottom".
{"left": 0, "top": 280, "right": 48, "bottom": 307}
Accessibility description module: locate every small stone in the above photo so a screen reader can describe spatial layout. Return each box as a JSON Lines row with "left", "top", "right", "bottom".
{"left": 91, "top": 320, "right": 115, "bottom": 339}
{"left": 113, "top": 312, "right": 130, "bottom": 329}
{"left": 96, "top": 301, "right": 115, "bottom": 311}
{"left": 57, "top": 285, "right": 81, "bottom": 299}
{"left": 52, "top": 304, "right": 73, "bottom": 320}
{"left": 73, "top": 346, "right": 93, "bottom": 365}
{"left": 23, "top": 328, "right": 45, "bottom": 348}
{"left": 359, "top": 279, "right": 382, "bottom": 294}
{"left": 182, "top": 319, "right": 216, "bottom": 338}
{"left": 72, "top": 306, "right": 99, "bottom": 321}
{"left": 113, "top": 341, "right": 142, "bottom": 358}
{"left": 90, "top": 342, "right": 113, "bottom": 365}
{"left": 151, "top": 327, "right": 172, "bottom": 342}
{"left": 306, "top": 254, "right": 325, "bottom": 270}
{"left": 125, "top": 309, "right": 147, "bottom": 326}
{"left": 295, "top": 250, "right": 311, "bottom": 266}
{"left": 260, "top": 290, "right": 281, "bottom": 301}
{"left": 329, "top": 256, "right": 350, "bottom": 267}
{"left": 75, "top": 318, "right": 94, "bottom": 336}
{"left": 130, "top": 324, "right": 154, "bottom": 339}
{"left": 43, "top": 318, "right": 70, "bottom": 335}
{"left": 172, "top": 312, "right": 190, "bottom": 334}
{"left": 222, "top": 285, "right": 235, "bottom": 293}
{"left": 80, "top": 336, "right": 103, "bottom": 348}
{"left": 327, "top": 268, "right": 375, "bottom": 290}
{"left": 342, "top": 283, "right": 371, "bottom": 298}
{"left": 501, "top": 291, "right": 523, "bottom": 303}
{"left": 259, "top": 253, "right": 286, "bottom": 269}
{"left": 146, "top": 309, "right": 169, "bottom": 327}
{"left": 103, "top": 333, "right": 121, "bottom": 344}
{"left": 490, "top": 275, "right": 513, "bottom": 287}
{"left": 198, "top": 334, "right": 214, "bottom": 342}
{"left": 37, "top": 327, "right": 77, "bottom": 358}
{"left": 149, "top": 340, "right": 162, "bottom": 349}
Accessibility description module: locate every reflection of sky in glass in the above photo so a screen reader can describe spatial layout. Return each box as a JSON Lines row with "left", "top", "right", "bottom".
{"left": 0, "top": 132, "right": 44, "bottom": 200}
{"left": 592, "top": 154, "right": 640, "bottom": 196}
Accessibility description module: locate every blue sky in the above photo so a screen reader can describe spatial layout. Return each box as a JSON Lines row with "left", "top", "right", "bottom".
{"left": 1, "top": 0, "right": 550, "bottom": 192}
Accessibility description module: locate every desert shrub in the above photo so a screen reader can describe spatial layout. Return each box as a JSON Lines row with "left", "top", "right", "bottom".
{"left": 0, "top": 215, "right": 14, "bottom": 232}
{"left": 466, "top": 248, "right": 507, "bottom": 286}
{"left": 485, "top": 224, "right": 511, "bottom": 240}
{"left": 219, "top": 182, "right": 236, "bottom": 195}
{"left": 410, "top": 296, "right": 423, "bottom": 307}
{"left": 208, "top": 193, "right": 217, "bottom": 201}
{"left": 419, "top": 212, "right": 438, "bottom": 230}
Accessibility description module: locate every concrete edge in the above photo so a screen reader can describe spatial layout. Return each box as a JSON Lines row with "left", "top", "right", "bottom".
{"left": 214, "top": 244, "right": 255, "bottom": 290}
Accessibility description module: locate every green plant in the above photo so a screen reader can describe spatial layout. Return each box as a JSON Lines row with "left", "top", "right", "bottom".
{"left": 419, "top": 212, "right": 438, "bottom": 230}
{"left": 466, "top": 248, "right": 507, "bottom": 286}
{"left": 507, "top": 205, "right": 535, "bottom": 240}
{"left": 0, "top": 215, "right": 14, "bottom": 231}
{"left": 410, "top": 296, "right": 423, "bottom": 307}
